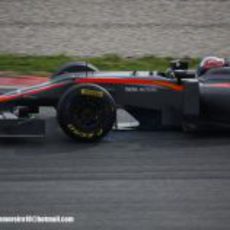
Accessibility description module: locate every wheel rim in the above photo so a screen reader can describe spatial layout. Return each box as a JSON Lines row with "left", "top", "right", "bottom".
{"left": 70, "top": 96, "right": 108, "bottom": 132}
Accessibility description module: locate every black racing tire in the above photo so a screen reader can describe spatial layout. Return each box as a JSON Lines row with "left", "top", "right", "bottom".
{"left": 51, "top": 62, "right": 98, "bottom": 79}
{"left": 57, "top": 84, "right": 116, "bottom": 142}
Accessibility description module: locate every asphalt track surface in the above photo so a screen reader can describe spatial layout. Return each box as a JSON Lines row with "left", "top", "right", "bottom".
{"left": 0, "top": 109, "right": 230, "bottom": 229}
{"left": 0, "top": 0, "right": 230, "bottom": 56}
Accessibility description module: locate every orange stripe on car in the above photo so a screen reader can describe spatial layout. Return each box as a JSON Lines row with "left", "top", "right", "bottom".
{"left": 0, "top": 82, "right": 65, "bottom": 103}
{"left": 207, "top": 83, "right": 230, "bottom": 88}
{"left": 76, "top": 78, "right": 185, "bottom": 91}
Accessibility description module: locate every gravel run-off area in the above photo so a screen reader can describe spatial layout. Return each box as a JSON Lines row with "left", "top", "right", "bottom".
{"left": 0, "top": 0, "right": 229, "bottom": 57}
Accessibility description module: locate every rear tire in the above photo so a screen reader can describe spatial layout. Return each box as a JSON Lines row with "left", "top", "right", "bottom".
{"left": 57, "top": 84, "right": 116, "bottom": 142}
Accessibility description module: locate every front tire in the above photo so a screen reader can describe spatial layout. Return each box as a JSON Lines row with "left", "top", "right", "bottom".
{"left": 57, "top": 84, "right": 116, "bottom": 142}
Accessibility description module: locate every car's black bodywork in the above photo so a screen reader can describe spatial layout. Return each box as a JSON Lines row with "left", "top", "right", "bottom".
{"left": 0, "top": 61, "right": 230, "bottom": 141}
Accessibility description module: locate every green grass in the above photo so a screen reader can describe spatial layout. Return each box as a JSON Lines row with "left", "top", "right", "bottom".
{"left": 0, "top": 54, "right": 200, "bottom": 75}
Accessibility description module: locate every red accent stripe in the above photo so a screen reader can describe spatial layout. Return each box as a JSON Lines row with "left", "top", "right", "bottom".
{"left": 0, "top": 82, "right": 65, "bottom": 103}
{"left": 0, "top": 77, "right": 184, "bottom": 103}
{"left": 76, "top": 78, "right": 184, "bottom": 91}
{"left": 207, "top": 83, "right": 230, "bottom": 88}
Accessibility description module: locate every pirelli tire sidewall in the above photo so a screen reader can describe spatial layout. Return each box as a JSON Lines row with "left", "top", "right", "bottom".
{"left": 57, "top": 84, "right": 116, "bottom": 142}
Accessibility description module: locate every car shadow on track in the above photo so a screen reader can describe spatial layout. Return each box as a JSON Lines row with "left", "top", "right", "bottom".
{"left": 0, "top": 117, "right": 230, "bottom": 155}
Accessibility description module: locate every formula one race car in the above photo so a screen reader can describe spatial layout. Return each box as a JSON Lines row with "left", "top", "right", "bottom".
{"left": 0, "top": 56, "right": 229, "bottom": 141}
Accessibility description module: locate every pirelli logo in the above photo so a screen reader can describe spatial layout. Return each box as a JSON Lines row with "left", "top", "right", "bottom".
{"left": 80, "top": 89, "right": 104, "bottom": 98}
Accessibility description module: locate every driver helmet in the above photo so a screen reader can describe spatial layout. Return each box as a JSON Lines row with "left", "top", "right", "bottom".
{"left": 197, "top": 56, "right": 225, "bottom": 76}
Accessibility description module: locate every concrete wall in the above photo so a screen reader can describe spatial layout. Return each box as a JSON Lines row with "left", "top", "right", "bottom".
{"left": 0, "top": 0, "right": 229, "bottom": 57}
